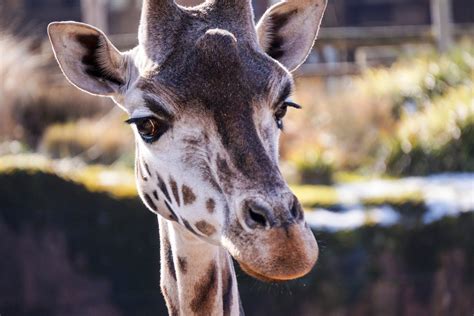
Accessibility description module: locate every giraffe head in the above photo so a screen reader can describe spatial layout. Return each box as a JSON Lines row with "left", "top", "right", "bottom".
{"left": 48, "top": 0, "right": 326, "bottom": 282}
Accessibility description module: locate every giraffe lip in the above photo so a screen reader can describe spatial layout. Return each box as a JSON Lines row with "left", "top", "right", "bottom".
{"left": 237, "top": 261, "right": 286, "bottom": 283}
{"left": 237, "top": 260, "right": 312, "bottom": 283}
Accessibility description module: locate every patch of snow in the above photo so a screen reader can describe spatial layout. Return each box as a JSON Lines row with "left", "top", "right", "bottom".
{"left": 306, "top": 173, "right": 474, "bottom": 231}
{"left": 306, "top": 206, "right": 400, "bottom": 231}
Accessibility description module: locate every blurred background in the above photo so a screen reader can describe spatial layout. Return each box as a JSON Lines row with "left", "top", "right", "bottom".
{"left": 0, "top": 0, "right": 473, "bottom": 315}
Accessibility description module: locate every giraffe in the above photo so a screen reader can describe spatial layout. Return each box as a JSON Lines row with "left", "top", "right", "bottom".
{"left": 47, "top": 0, "right": 327, "bottom": 314}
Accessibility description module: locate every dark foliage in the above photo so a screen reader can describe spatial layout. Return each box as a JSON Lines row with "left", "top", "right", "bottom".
{"left": 1, "top": 171, "right": 473, "bottom": 315}
{"left": 387, "top": 123, "right": 474, "bottom": 175}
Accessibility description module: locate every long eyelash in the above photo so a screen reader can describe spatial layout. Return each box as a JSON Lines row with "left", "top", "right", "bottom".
{"left": 275, "top": 101, "right": 301, "bottom": 131}
{"left": 125, "top": 117, "right": 150, "bottom": 125}
{"left": 284, "top": 101, "right": 302, "bottom": 109}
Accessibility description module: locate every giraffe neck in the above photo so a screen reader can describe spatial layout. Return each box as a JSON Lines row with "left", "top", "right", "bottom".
{"left": 158, "top": 216, "right": 243, "bottom": 316}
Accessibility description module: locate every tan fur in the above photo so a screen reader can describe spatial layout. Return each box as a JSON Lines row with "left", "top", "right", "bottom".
{"left": 195, "top": 220, "right": 217, "bottom": 236}
{"left": 190, "top": 262, "right": 218, "bottom": 315}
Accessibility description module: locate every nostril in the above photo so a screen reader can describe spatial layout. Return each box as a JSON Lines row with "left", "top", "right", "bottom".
{"left": 243, "top": 201, "right": 272, "bottom": 229}
{"left": 290, "top": 197, "right": 303, "bottom": 221}
{"left": 248, "top": 207, "right": 268, "bottom": 227}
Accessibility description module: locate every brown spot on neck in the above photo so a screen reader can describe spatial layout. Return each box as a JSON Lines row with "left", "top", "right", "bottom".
{"left": 195, "top": 220, "right": 217, "bottom": 237}
{"left": 170, "top": 177, "right": 181, "bottom": 206}
{"left": 178, "top": 256, "right": 188, "bottom": 274}
{"left": 206, "top": 198, "right": 216, "bottom": 214}
{"left": 182, "top": 185, "right": 197, "bottom": 205}
{"left": 163, "top": 235, "right": 176, "bottom": 281}
{"left": 190, "top": 262, "right": 218, "bottom": 315}
{"left": 222, "top": 261, "right": 234, "bottom": 316}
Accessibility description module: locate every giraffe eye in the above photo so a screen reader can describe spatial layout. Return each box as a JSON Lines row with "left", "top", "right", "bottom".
{"left": 275, "top": 106, "right": 288, "bottom": 130}
{"left": 275, "top": 101, "right": 302, "bottom": 130}
{"left": 126, "top": 117, "right": 170, "bottom": 143}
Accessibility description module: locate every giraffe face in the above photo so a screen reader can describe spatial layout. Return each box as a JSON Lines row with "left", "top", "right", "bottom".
{"left": 48, "top": 0, "right": 327, "bottom": 282}
{"left": 124, "top": 34, "right": 293, "bottom": 233}
{"left": 124, "top": 31, "right": 318, "bottom": 281}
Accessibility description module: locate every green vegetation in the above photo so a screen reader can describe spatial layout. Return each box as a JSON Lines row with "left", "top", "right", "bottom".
{"left": 287, "top": 145, "right": 335, "bottom": 185}
{"left": 361, "top": 190, "right": 424, "bottom": 207}
{"left": 386, "top": 85, "right": 474, "bottom": 175}
{"left": 292, "top": 184, "right": 339, "bottom": 208}
{"left": 285, "top": 39, "right": 473, "bottom": 179}
{"left": 357, "top": 39, "right": 473, "bottom": 116}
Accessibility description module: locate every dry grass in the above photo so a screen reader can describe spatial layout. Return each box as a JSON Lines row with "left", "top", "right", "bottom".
{"left": 0, "top": 32, "right": 44, "bottom": 140}
{"left": 0, "top": 154, "right": 137, "bottom": 198}
{"left": 39, "top": 111, "right": 134, "bottom": 165}
{"left": 283, "top": 75, "right": 396, "bottom": 171}
{"left": 0, "top": 31, "right": 114, "bottom": 145}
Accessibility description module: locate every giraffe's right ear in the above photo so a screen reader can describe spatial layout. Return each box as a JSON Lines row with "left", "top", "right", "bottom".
{"left": 48, "top": 22, "right": 126, "bottom": 96}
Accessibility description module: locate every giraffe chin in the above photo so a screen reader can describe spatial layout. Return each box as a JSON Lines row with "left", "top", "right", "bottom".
{"left": 226, "top": 223, "right": 319, "bottom": 283}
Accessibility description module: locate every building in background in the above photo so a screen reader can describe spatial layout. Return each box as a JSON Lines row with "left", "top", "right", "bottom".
{"left": 0, "top": 0, "right": 271, "bottom": 36}
{"left": 1, "top": 0, "right": 473, "bottom": 75}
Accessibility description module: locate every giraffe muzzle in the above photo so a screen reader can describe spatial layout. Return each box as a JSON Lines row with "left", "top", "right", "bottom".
{"left": 234, "top": 222, "right": 318, "bottom": 282}
{"left": 224, "top": 195, "right": 318, "bottom": 282}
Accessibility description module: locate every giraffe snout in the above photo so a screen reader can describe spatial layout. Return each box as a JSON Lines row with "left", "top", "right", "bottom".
{"left": 223, "top": 193, "right": 318, "bottom": 282}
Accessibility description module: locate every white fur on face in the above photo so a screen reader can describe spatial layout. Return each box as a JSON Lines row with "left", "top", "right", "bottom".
{"left": 132, "top": 111, "right": 228, "bottom": 244}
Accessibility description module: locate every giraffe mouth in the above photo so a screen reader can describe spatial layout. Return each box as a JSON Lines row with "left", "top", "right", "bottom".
{"left": 224, "top": 222, "right": 318, "bottom": 283}
{"left": 237, "top": 261, "right": 288, "bottom": 283}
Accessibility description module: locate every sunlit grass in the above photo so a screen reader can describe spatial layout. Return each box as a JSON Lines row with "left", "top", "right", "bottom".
{"left": 291, "top": 185, "right": 339, "bottom": 208}
{"left": 333, "top": 171, "right": 398, "bottom": 183}
{"left": 393, "top": 85, "right": 473, "bottom": 152}
{"left": 361, "top": 190, "right": 424, "bottom": 207}
{"left": 70, "top": 165, "right": 137, "bottom": 198}
{"left": 0, "top": 154, "right": 341, "bottom": 207}
{"left": 0, "top": 154, "right": 136, "bottom": 198}
{"left": 0, "top": 154, "right": 53, "bottom": 173}
{"left": 40, "top": 115, "right": 134, "bottom": 165}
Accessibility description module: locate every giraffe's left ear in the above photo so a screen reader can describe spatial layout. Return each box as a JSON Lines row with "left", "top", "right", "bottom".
{"left": 48, "top": 21, "right": 127, "bottom": 96}
{"left": 256, "top": 0, "right": 327, "bottom": 72}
